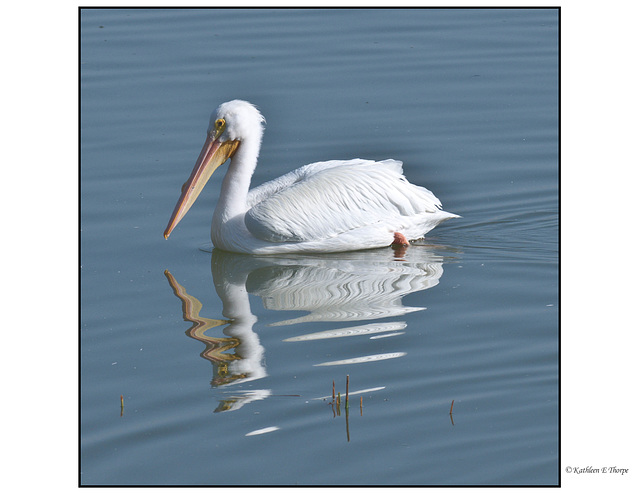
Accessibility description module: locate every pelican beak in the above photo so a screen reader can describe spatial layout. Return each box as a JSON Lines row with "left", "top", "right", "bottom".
{"left": 164, "top": 135, "right": 240, "bottom": 239}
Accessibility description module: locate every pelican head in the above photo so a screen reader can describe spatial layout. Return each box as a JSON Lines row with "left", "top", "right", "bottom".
{"left": 164, "top": 100, "right": 265, "bottom": 239}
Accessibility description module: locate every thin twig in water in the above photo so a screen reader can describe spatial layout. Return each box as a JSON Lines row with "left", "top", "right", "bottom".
{"left": 346, "top": 375, "right": 350, "bottom": 407}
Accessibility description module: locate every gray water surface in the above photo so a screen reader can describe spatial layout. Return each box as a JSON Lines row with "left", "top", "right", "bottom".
{"left": 80, "top": 8, "right": 558, "bottom": 485}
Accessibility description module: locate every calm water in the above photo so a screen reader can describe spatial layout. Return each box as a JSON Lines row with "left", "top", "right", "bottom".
{"left": 80, "top": 8, "right": 558, "bottom": 486}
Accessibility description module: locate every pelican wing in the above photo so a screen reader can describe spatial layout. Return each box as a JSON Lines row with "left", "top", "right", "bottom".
{"left": 245, "top": 159, "right": 443, "bottom": 243}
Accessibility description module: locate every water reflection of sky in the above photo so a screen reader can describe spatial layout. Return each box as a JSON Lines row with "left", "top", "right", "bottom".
{"left": 79, "top": 7, "right": 559, "bottom": 485}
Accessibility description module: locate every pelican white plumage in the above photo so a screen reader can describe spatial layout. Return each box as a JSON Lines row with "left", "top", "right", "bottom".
{"left": 164, "top": 100, "right": 458, "bottom": 254}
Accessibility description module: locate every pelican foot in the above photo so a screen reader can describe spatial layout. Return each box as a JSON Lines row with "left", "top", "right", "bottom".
{"left": 392, "top": 232, "right": 409, "bottom": 247}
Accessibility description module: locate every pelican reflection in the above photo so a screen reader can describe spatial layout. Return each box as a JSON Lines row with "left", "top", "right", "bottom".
{"left": 166, "top": 246, "right": 453, "bottom": 411}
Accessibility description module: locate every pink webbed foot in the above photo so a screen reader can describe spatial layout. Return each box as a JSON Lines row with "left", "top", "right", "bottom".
{"left": 391, "top": 232, "right": 409, "bottom": 258}
{"left": 392, "top": 232, "right": 410, "bottom": 247}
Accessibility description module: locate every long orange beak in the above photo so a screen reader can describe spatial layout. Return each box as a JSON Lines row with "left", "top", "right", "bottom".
{"left": 164, "top": 135, "right": 240, "bottom": 239}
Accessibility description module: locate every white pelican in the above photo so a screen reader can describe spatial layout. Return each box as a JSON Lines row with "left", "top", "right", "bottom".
{"left": 164, "top": 100, "right": 458, "bottom": 254}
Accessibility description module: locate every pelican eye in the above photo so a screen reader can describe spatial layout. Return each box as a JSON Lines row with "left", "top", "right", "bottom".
{"left": 212, "top": 118, "right": 226, "bottom": 138}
